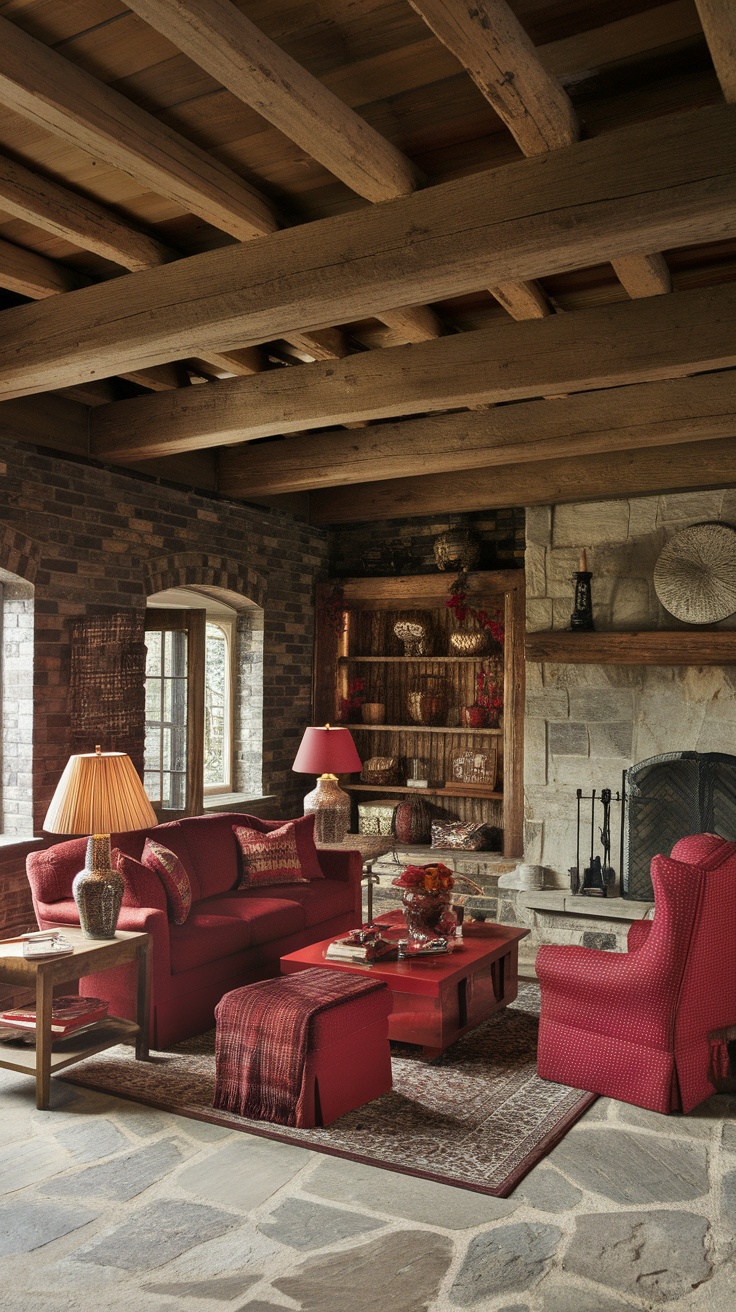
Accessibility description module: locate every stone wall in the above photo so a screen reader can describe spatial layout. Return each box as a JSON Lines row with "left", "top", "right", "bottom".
{"left": 524, "top": 490, "right": 736, "bottom": 886}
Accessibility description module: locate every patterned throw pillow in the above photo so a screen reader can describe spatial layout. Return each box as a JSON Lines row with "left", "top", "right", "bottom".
{"left": 111, "top": 848, "right": 167, "bottom": 914}
{"left": 431, "top": 819, "right": 491, "bottom": 851}
{"left": 141, "top": 838, "right": 192, "bottom": 924}
{"left": 233, "top": 821, "right": 308, "bottom": 888}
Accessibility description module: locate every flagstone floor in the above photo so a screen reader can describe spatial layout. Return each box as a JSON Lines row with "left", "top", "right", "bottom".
{"left": 0, "top": 1065, "right": 734, "bottom": 1312}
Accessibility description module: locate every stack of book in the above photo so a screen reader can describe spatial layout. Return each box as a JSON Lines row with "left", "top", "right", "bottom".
{"left": 325, "top": 936, "right": 397, "bottom": 964}
{"left": 0, "top": 995, "right": 109, "bottom": 1039}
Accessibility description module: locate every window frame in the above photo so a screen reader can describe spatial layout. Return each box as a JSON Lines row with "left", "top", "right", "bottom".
{"left": 203, "top": 616, "right": 235, "bottom": 797}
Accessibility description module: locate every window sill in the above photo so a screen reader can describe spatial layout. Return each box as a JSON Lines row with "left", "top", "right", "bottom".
{"left": 0, "top": 835, "right": 45, "bottom": 858}
{"left": 202, "top": 793, "right": 276, "bottom": 816}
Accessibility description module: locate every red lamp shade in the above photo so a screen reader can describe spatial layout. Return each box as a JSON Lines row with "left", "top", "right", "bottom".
{"left": 292, "top": 725, "right": 362, "bottom": 775}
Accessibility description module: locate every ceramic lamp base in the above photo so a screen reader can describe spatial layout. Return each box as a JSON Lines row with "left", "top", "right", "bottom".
{"left": 72, "top": 834, "right": 124, "bottom": 939}
{"left": 304, "top": 774, "right": 351, "bottom": 843}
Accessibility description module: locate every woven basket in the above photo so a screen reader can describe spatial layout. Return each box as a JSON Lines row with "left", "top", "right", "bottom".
{"left": 654, "top": 522, "right": 736, "bottom": 624}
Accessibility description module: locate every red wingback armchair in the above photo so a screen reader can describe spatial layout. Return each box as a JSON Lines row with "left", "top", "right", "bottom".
{"left": 536, "top": 834, "right": 736, "bottom": 1114}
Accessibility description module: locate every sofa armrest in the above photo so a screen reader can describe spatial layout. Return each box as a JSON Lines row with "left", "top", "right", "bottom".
{"left": 316, "top": 849, "right": 363, "bottom": 885}
{"left": 36, "top": 900, "right": 171, "bottom": 978}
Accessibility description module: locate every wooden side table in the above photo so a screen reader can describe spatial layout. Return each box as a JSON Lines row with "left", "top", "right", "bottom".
{"left": 0, "top": 927, "right": 150, "bottom": 1109}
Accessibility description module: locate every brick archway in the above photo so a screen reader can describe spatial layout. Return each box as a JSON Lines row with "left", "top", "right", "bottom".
{"left": 0, "top": 525, "right": 42, "bottom": 583}
{"left": 145, "top": 553, "right": 266, "bottom": 610}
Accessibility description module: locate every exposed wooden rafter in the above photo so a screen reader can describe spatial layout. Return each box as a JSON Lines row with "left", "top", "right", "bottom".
{"left": 409, "top": 0, "right": 671, "bottom": 315}
{"left": 0, "top": 236, "right": 85, "bottom": 298}
{"left": 125, "top": 0, "right": 421, "bottom": 204}
{"left": 216, "top": 372, "right": 736, "bottom": 496}
{"left": 308, "top": 437, "right": 736, "bottom": 524}
{"left": 0, "top": 99, "right": 732, "bottom": 401}
{"left": 695, "top": 0, "right": 736, "bottom": 103}
{"left": 90, "top": 285, "right": 736, "bottom": 462}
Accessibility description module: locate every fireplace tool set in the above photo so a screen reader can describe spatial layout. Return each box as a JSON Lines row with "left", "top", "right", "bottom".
{"left": 569, "top": 787, "right": 622, "bottom": 896}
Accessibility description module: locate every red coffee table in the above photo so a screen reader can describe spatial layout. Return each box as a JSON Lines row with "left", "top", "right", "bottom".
{"left": 281, "top": 918, "right": 529, "bottom": 1060}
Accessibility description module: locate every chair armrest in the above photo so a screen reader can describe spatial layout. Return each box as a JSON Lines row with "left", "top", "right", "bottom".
{"left": 316, "top": 849, "right": 363, "bottom": 886}
{"left": 536, "top": 940, "right": 678, "bottom": 1045}
{"left": 628, "top": 919, "right": 653, "bottom": 952}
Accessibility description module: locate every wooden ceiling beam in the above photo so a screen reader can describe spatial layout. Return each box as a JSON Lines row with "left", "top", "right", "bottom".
{"left": 2, "top": 101, "right": 735, "bottom": 399}
{"left": 0, "top": 236, "right": 86, "bottom": 298}
{"left": 217, "top": 372, "right": 736, "bottom": 496}
{"left": 308, "top": 436, "right": 736, "bottom": 524}
{"left": 0, "top": 152, "right": 173, "bottom": 272}
{"left": 89, "top": 283, "right": 736, "bottom": 462}
{"left": 125, "top": 0, "right": 421, "bottom": 204}
{"left": 696, "top": 1, "right": 736, "bottom": 103}
{"left": 410, "top": 0, "right": 669, "bottom": 313}
{"left": 0, "top": 14, "right": 278, "bottom": 242}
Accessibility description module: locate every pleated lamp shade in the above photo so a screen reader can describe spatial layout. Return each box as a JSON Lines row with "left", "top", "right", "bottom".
{"left": 44, "top": 748, "right": 157, "bottom": 835}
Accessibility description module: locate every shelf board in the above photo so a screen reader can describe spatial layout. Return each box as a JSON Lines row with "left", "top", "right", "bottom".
{"left": 349, "top": 723, "right": 502, "bottom": 736}
{"left": 339, "top": 655, "right": 492, "bottom": 663}
{"left": 0, "top": 1017, "right": 139, "bottom": 1075}
{"left": 346, "top": 784, "right": 503, "bottom": 799}
{"left": 526, "top": 630, "right": 736, "bottom": 665}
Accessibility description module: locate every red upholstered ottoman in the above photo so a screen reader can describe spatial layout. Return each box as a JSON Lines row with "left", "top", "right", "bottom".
{"left": 214, "top": 967, "right": 393, "bottom": 1128}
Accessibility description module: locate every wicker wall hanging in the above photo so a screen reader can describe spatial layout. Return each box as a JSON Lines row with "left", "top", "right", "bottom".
{"left": 653, "top": 522, "right": 736, "bottom": 624}
{"left": 70, "top": 612, "right": 147, "bottom": 752}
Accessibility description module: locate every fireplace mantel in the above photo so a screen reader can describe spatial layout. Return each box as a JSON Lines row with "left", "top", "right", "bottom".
{"left": 525, "top": 630, "right": 736, "bottom": 665}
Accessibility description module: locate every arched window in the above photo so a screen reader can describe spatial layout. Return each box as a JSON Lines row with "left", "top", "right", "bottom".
{"left": 0, "top": 568, "right": 34, "bottom": 837}
{"left": 144, "top": 586, "right": 262, "bottom": 815}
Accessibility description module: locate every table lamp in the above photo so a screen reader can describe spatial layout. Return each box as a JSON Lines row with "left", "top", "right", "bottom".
{"left": 292, "top": 724, "right": 362, "bottom": 842}
{"left": 43, "top": 746, "right": 158, "bottom": 940}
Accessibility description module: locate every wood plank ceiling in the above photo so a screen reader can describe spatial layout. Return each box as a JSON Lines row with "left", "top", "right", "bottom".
{"left": 0, "top": 0, "right": 735, "bottom": 520}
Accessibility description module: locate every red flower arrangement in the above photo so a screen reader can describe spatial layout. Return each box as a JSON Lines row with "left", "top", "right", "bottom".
{"left": 340, "top": 676, "right": 366, "bottom": 722}
{"left": 446, "top": 572, "right": 504, "bottom": 645}
{"left": 477, "top": 666, "right": 503, "bottom": 718}
{"left": 392, "top": 862, "right": 455, "bottom": 892}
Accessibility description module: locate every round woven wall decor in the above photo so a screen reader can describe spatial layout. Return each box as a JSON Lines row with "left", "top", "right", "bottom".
{"left": 654, "top": 522, "right": 736, "bottom": 624}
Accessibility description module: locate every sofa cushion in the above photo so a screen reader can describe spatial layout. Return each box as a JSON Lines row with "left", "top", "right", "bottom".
{"left": 237, "top": 878, "right": 355, "bottom": 928}
{"left": 112, "top": 849, "right": 167, "bottom": 913}
{"left": 142, "top": 838, "right": 193, "bottom": 925}
{"left": 235, "top": 812, "right": 324, "bottom": 881}
{"left": 169, "top": 912, "right": 252, "bottom": 975}
{"left": 194, "top": 893, "right": 306, "bottom": 945}
{"left": 177, "top": 814, "right": 241, "bottom": 898}
{"left": 234, "top": 821, "right": 308, "bottom": 889}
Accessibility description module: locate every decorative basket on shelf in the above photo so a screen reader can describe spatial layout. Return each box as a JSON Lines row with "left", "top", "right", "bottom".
{"left": 407, "top": 674, "right": 447, "bottom": 726}
{"left": 394, "top": 620, "right": 430, "bottom": 656}
{"left": 449, "top": 629, "right": 490, "bottom": 656}
{"left": 434, "top": 527, "right": 481, "bottom": 573}
{"left": 360, "top": 755, "right": 399, "bottom": 786}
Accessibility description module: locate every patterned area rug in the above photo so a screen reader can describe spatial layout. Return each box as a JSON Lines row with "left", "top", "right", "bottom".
{"left": 61, "top": 983, "right": 595, "bottom": 1197}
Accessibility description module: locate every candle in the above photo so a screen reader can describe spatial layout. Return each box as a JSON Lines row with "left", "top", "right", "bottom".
{"left": 578, "top": 549, "right": 587, "bottom": 573}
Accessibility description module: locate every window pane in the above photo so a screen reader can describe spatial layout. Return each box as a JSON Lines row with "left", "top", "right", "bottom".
{"left": 204, "top": 622, "right": 229, "bottom": 788}
{"left": 145, "top": 624, "right": 188, "bottom": 808}
{"left": 145, "top": 631, "right": 161, "bottom": 675}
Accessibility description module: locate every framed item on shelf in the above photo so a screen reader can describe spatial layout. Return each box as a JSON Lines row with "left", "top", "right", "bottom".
{"left": 447, "top": 747, "right": 498, "bottom": 790}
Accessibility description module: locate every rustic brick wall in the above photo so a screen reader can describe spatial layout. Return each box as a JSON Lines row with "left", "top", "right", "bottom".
{"left": 0, "top": 436, "right": 329, "bottom": 856}
{"left": 329, "top": 508, "right": 525, "bottom": 577}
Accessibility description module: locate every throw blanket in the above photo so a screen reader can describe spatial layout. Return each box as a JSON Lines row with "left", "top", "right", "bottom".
{"left": 214, "top": 968, "right": 386, "bottom": 1126}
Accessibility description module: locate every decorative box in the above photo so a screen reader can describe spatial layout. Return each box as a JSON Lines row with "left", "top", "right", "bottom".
{"left": 431, "top": 820, "right": 491, "bottom": 851}
{"left": 449, "top": 747, "right": 498, "bottom": 790}
{"left": 358, "top": 800, "right": 398, "bottom": 836}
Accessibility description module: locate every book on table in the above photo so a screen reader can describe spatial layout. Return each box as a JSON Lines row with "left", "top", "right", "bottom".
{"left": 0, "top": 995, "right": 109, "bottom": 1036}
{"left": 324, "top": 937, "right": 398, "bottom": 964}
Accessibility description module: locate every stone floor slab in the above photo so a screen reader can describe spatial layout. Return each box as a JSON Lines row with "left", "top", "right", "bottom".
{"left": 52, "top": 1119, "right": 128, "bottom": 1164}
{"left": 44, "top": 1138, "right": 183, "bottom": 1201}
{"left": 513, "top": 1167, "right": 582, "bottom": 1213}
{"left": 304, "top": 1156, "right": 516, "bottom": 1227}
{"left": 720, "top": 1168, "right": 736, "bottom": 1224}
{"left": 615, "top": 1102, "right": 714, "bottom": 1139}
{"left": 275, "top": 1230, "right": 453, "bottom": 1312}
{"left": 0, "top": 1137, "right": 71, "bottom": 1194}
{"left": 74, "top": 1199, "right": 238, "bottom": 1271}
{"left": 563, "top": 1210, "right": 711, "bottom": 1304}
{"left": 259, "top": 1197, "right": 384, "bottom": 1249}
{"left": 0, "top": 1198, "right": 98, "bottom": 1255}
{"left": 540, "top": 1283, "right": 639, "bottom": 1312}
{"left": 144, "top": 1274, "right": 260, "bottom": 1300}
{"left": 547, "top": 1127, "right": 709, "bottom": 1203}
{"left": 176, "top": 1118, "right": 235, "bottom": 1143}
{"left": 177, "top": 1136, "right": 310, "bottom": 1211}
{"left": 450, "top": 1222, "right": 561, "bottom": 1305}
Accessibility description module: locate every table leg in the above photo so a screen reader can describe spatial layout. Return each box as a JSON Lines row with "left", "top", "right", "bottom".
{"left": 421, "top": 1045, "right": 443, "bottom": 1062}
{"left": 35, "top": 971, "right": 53, "bottom": 1110}
{"left": 135, "top": 937, "right": 151, "bottom": 1060}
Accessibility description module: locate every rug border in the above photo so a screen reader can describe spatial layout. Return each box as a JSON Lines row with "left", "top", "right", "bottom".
{"left": 59, "top": 1070, "right": 597, "bottom": 1198}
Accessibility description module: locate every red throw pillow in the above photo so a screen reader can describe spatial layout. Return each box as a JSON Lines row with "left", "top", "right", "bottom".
{"left": 236, "top": 813, "right": 324, "bottom": 881}
{"left": 111, "top": 849, "right": 167, "bottom": 914}
{"left": 141, "top": 838, "right": 192, "bottom": 924}
{"left": 233, "top": 821, "right": 309, "bottom": 888}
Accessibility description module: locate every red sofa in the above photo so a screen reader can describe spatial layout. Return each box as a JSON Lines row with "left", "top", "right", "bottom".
{"left": 536, "top": 833, "right": 736, "bottom": 1114}
{"left": 26, "top": 812, "right": 361, "bottom": 1049}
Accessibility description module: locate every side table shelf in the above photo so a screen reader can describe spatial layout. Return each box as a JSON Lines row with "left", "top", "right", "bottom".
{"left": 0, "top": 1017, "right": 140, "bottom": 1077}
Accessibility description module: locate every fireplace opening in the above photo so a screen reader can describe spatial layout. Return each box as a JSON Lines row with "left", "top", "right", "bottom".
{"left": 622, "top": 751, "right": 736, "bottom": 900}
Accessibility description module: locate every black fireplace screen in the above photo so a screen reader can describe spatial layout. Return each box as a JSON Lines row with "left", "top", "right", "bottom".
{"left": 623, "top": 751, "right": 736, "bottom": 901}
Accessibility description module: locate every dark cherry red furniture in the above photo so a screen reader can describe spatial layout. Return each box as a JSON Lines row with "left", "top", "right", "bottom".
{"left": 536, "top": 834, "right": 736, "bottom": 1114}
{"left": 26, "top": 812, "right": 361, "bottom": 1049}
{"left": 281, "top": 918, "right": 529, "bottom": 1059}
